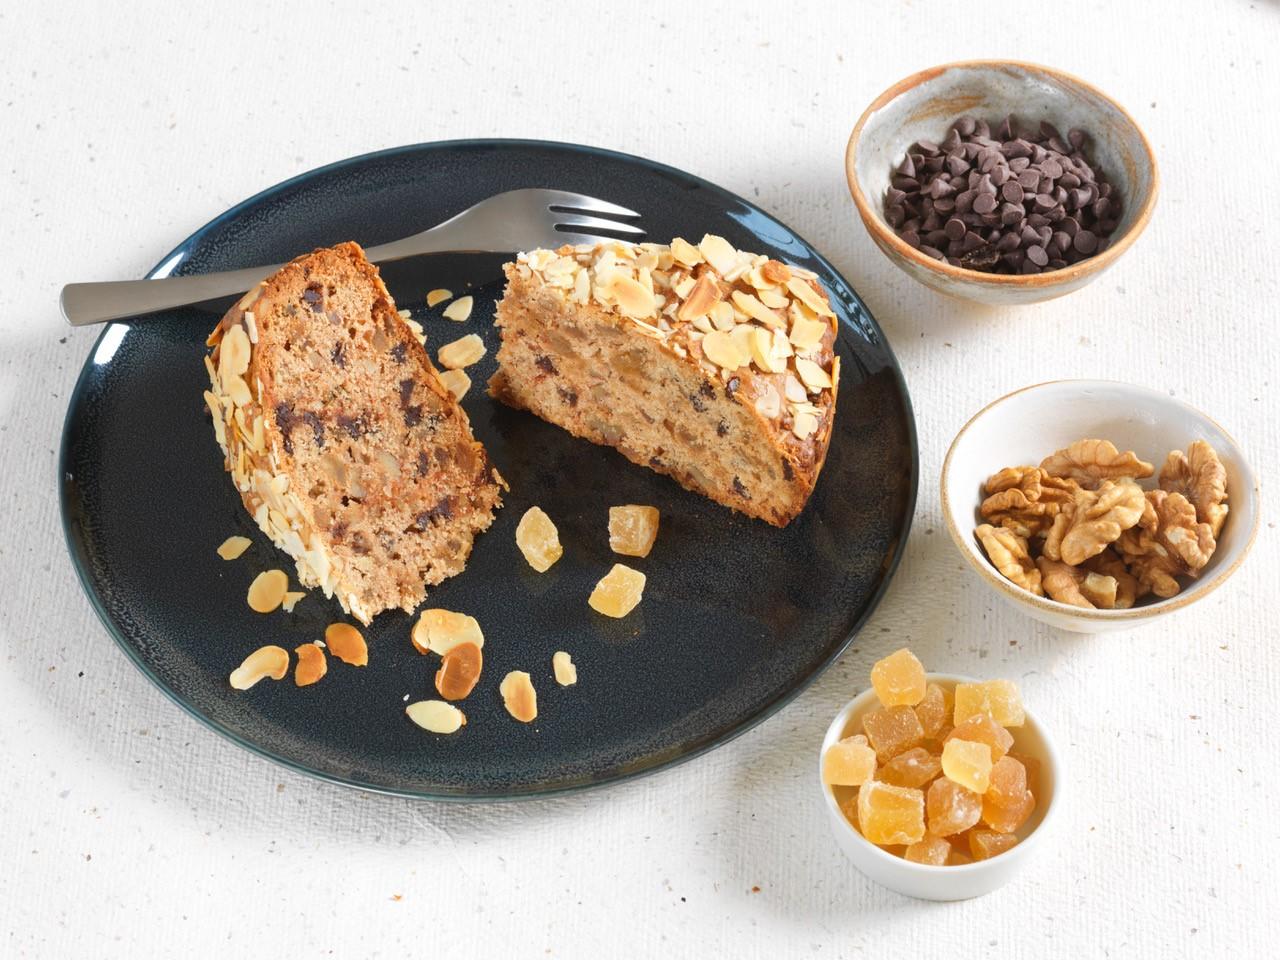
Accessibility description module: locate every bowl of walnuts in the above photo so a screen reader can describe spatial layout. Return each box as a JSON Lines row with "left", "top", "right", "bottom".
{"left": 941, "top": 380, "right": 1260, "bottom": 633}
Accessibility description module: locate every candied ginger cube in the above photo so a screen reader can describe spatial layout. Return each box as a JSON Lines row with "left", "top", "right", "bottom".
{"left": 822, "top": 734, "right": 877, "bottom": 786}
{"left": 914, "top": 682, "right": 950, "bottom": 739}
{"left": 1009, "top": 751, "right": 1041, "bottom": 798}
{"left": 982, "top": 789, "right": 1035, "bottom": 833}
{"left": 941, "top": 738, "right": 993, "bottom": 793}
{"left": 515, "top": 506, "right": 563, "bottom": 572}
{"left": 969, "top": 829, "right": 1020, "bottom": 861}
{"left": 861, "top": 705, "right": 924, "bottom": 761}
{"left": 926, "top": 777, "right": 983, "bottom": 837}
{"left": 877, "top": 747, "right": 941, "bottom": 789}
{"left": 588, "top": 564, "right": 646, "bottom": 618}
{"left": 870, "top": 648, "right": 927, "bottom": 707}
{"left": 944, "top": 714, "right": 1014, "bottom": 763}
{"left": 856, "top": 781, "right": 925, "bottom": 846}
{"left": 904, "top": 834, "right": 951, "bottom": 866}
{"left": 954, "top": 679, "right": 1025, "bottom": 728}
{"left": 608, "top": 504, "right": 660, "bottom": 558}
{"left": 986, "top": 756, "right": 1027, "bottom": 807}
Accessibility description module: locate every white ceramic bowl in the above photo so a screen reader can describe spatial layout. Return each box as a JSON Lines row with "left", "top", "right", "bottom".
{"left": 821, "top": 674, "right": 1060, "bottom": 901}
{"left": 846, "top": 60, "right": 1158, "bottom": 305}
{"left": 942, "top": 380, "right": 1260, "bottom": 633}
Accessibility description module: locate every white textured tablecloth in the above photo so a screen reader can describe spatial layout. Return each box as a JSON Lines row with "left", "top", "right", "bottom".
{"left": 2, "top": 2, "right": 1277, "bottom": 956}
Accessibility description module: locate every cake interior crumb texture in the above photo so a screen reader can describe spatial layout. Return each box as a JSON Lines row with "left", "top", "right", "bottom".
{"left": 204, "top": 242, "right": 503, "bottom": 623}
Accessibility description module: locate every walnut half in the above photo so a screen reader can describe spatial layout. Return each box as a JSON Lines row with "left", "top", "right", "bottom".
{"left": 1116, "top": 489, "right": 1216, "bottom": 597}
{"left": 1159, "top": 440, "right": 1229, "bottom": 538}
{"left": 976, "top": 524, "right": 1044, "bottom": 596}
{"left": 1040, "top": 439, "right": 1154, "bottom": 489}
{"left": 1041, "top": 478, "right": 1146, "bottom": 566}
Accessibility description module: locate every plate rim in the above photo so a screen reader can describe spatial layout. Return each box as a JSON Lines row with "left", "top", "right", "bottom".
{"left": 58, "top": 138, "right": 919, "bottom": 801}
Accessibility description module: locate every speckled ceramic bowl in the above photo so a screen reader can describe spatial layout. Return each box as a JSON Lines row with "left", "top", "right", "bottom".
{"left": 821, "top": 673, "right": 1061, "bottom": 901}
{"left": 942, "top": 381, "right": 1260, "bottom": 633}
{"left": 846, "top": 61, "right": 1158, "bottom": 305}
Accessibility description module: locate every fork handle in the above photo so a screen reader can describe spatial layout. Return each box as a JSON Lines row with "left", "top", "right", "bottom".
{"left": 57, "top": 228, "right": 482, "bottom": 327}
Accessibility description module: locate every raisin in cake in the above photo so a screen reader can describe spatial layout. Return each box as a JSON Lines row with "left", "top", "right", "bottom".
{"left": 203, "top": 242, "right": 503, "bottom": 624}
{"left": 489, "top": 236, "right": 839, "bottom": 526}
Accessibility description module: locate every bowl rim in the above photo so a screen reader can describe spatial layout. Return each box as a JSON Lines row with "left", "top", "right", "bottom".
{"left": 940, "top": 379, "right": 1262, "bottom": 621}
{"left": 844, "top": 58, "right": 1160, "bottom": 287}
{"left": 820, "top": 672, "right": 1061, "bottom": 875}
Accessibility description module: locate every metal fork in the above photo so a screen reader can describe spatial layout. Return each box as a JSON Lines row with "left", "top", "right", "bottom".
{"left": 59, "top": 188, "right": 645, "bottom": 326}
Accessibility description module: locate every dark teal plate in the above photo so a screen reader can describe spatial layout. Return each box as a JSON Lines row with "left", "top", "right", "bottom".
{"left": 60, "top": 140, "right": 917, "bottom": 799}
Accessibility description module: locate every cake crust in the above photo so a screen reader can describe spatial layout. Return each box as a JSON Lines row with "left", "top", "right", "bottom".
{"left": 203, "top": 242, "right": 503, "bottom": 623}
{"left": 489, "top": 237, "right": 839, "bottom": 526}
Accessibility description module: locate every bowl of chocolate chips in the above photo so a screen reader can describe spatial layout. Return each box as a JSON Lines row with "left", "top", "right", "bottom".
{"left": 846, "top": 60, "right": 1158, "bottom": 305}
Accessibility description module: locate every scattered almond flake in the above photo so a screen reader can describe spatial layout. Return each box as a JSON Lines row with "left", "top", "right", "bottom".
{"left": 588, "top": 563, "right": 646, "bottom": 618}
{"left": 792, "top": 411, "right": 819, "bottom": 440}
{"left": 442, "top": 295, "right": 474, "bottom": 323}
{"left": 794, "top": 357, "right": 834, "bottom": 392}
{"left": 831, "top": 354, "right": 842, "bottom": 392}
{"left": 691, "top": 315, "right": 714, "bottom": 334}
{"left": 217, "top": 535, "right": 252, "bottom": 561}
{"left": 670, "top": 236, "right": 704, "bottom": 267}
{"left": 438, "top": 368, "right": 471, "bottom": 401}
{"left": 397, "top": 308, "right": 412, "bottom": 320}
{"left": 784, "top": 374, "right": 808, "bottom": 403}
{"left": 225, "top": 374, "right": 253, "bottom": 408}
{"left": 789, "top": 316, "right": 828, "bottom": 351}
{"left": 218, "top": 325, "right": 251, "bottom": 383}
{"left": 606, "top": 274, "right": 657, "bottom": 319}
{"left": 406, "top": 700, "right": 466, "bottom": 734}
{"left": 437, "top": 334, "right": 486, "bottom": 369}
{"left": 758, "top": 287, "right": 789, "bottom": 310}
{"left": 754, "top": 383, "right": 782, "bottom": 419}
{"left": 786, "top": 276, "right": 835, "bottom": 317}
{"left": 324, "top": 623, "right": 368, "bottom": 666}
{"left": 748, "top": 327, "right": 788, "bottom": 373}
{"left": 499, "top": 671, "right": 538, "bottom": 723}
{"left": 435, "top": 642, "right": 483, "bottom": 700}
{"left": 412, "top": 609, "right": 485, "bottom": 655}
{"left": 242, "top": 311, "right": 259, "bottom": 344}
{"left": 229, "top": 645, "right": 289, "bottom": 690}
{"left": 294, "top": 643, "right": 327, "bottom": 687}
{"left": 701, "top": 329, "right": 747, "bottom": 372}
{"left": 709, "top": 301, "right": 736, "bottom": 331}
{"left": 281, "top": 590, "right": 306, "bottom": 613}
{"left": 571, "top": 269, "right": 590, "bottom": 304}
{"left": 676, "top": 274, "right": 721, "bottom": 322}
{"left": 515, "top": 506, "right": 563, "bottom": 572}
{"left": 761, "top": 259, "right": 793, "bottom": 285}
{"left": 552, "top": 651, "right": 578, "bottom": 687}
{"left": 426, "top": 288, "right": 452, "bottom": 307}
{"left": 247, "top": 569, "right": 289, "bottom": 613}
{"left": 698, "top": 234, "right": 738, "bottom": 275}
{"left": 731, "top": 290, "right": 784, "bottom": 329}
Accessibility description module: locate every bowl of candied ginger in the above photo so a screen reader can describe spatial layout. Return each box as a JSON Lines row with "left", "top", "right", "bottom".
{"left": 821, "top": 648, "right": 1060, "bottom": 900}
{"left": 942, "top": 380, "right": 1260, "bottom": 633}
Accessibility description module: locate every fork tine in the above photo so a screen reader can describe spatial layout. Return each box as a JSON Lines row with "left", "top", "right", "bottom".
{"left": 553, "top": 213, "right": 646, "bottom": 237}
{"left": 533, "top": 189, "right": 642, "bottom": 219}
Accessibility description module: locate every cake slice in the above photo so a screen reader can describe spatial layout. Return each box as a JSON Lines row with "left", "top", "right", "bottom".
{"left": 489, "top": 236, "right": 839, "bottom": 526}
{"left": 203, "top": 242, "right": 503, "bottom": 624}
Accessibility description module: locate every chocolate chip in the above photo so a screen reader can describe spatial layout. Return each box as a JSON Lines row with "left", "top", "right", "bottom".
{"left": 973, "top": 193, "right": 998, "bottom": 215}
{"left": 389, "top": 342, "right": 407, "bottom": 364}
{"left": 945, "top": 217, "right": 967, "bottom": 241}
{"left": 1026, "top": 245, "right": 1049, "bottom": 267}
{"left": 330, "top": 341, "right": 346, "bottom": 368}
{"left": 336, "top": 414, "right": 368, "bottom": 439}
{"left": 417, "top": 450, "right": 430, "bottom": 477}
{"left": 1073, "top": 229, "right": 1098, "bottom": 254}
{"left": 535, "top": 355, "right": 559, "bottom": 376}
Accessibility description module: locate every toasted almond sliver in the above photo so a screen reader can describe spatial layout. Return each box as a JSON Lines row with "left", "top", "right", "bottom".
{"left": 217, "top": 536, "right": 252, "bottom": 560}
{"left": 281, "top": 590, "right": 306, "bottom": 613}
{"left": 229, "top": 645, "right": 289, "bottom": 690}
{"left": 247, "top": 569, "right": 289, "bottom": 613}
{"left": 225, "top": 374, "right": 253, "bottom": 409}
{"left": 219, "top": 324, "right": 251, "bottom": 380}
{"left": 437, "top": 334, "right": 486, "bottom": 369}
{"left": 794, "top": 357, "right": 834, "bottom": 392}
{"left": 731, "top": 290, "right": 785, "bottom": 329}
{"left": 786, "top": 277, "right": 835, "bottom": 317}
{"left": 406, "top": 700, "right": 466, "bottom": 734}
{"left": 701, "top": 329, "right": 747, "bottom": 372}
{"left": 789, "top": 316, "right": 828, "bottom": 351}
{"left": 412, "top": 608, "right": 485, "bottom": 655}
{"left": 552, "top": 651, "right": 578, "bottom": 687}
{"left": 676, "top": 274, "right": 721, "bottom": 322}
{"left": 439, "top": 368, "right": 471, "bottom": 401}
{"left": 607, "top": 275, "right": 657, "bottom": 319}
{"left": 709, "top": 301, "right": 736, "bottom": 331}
{"left": 294, "top": 643, "right": 327, "bottom": 687}
{"left": 500, "top": 671, "right": 538, "bottom": 723}
{"left": 442, "top": 295, "right": 473, "bottom": 322}
{"left": 698, "top": 234, "right": 739, "bottom": 275}
{"left": 761, "top": 259, "right": 793, "bottom": 285}
{"left": 325, "top": 623, "right": 368, "bottom": 666}
{"left": 748, "top": 327, "right": 786, "bottom": 374}
{"left": 426, "top": 288, "right": 452, "bottom": 307}
{"left": 670, "top": 237, "right": 704, "bottom": 268}
{"left": 792, "top": 411, "right": 819, "bottom": 440}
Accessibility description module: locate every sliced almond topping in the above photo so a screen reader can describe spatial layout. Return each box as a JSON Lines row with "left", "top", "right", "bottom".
{"left": 500, "top": 671, "right": 538, "bottom": 723}
{"left": 412, "top": 609, "right": 485, "bottom": 655}
{"left": 406, "top": 700, "right": 466, "bottom": 734}
{"left": 426, "top": 288, "right": 452, "bottom": 307}
{"left": 247, "top": 569, "right": 289, "bottom": 613}
{"left": 229, "top": 645, "right": 289, "bottom": 690}
{"left": 281, "top": 590, "right": 306, "bottom": 613}
{"left": 442, "top": 295, "right": 474, "bottom": 323}
{"left": 435, "top": 641, "right": 483, "bottom": 701}
{"left": 676, "top": 274, "right": 721, "bottom": 322}
{"left": 218, "top": 324, "right": 251, "bottom": 383}
{"left": 701, "top": 329, "right": 747, "bottom": 372}
{"left": 761, "top": 259, "right": 793, "bottom": 284}
{"left": 731, "top": 290, "right": 784, "bottom": 329}
{"left": 225, "top": 374, "right": 253, "bottom": 409}
{"left": 754, "top": 382, "right": 782, "bottom": 419}
{"left": 294, "top": 643, "right": 327, "bottom": 687}
{"left": 552, "top": 651, "right": 578, "bottom": 687}
{"left": 748, "top": 326, "right": 787, "bottom": 374}
{"left": 671, "top": 274, "right": 696, "bottom": 299}
{"left": 438, "top": 368, "right": 471, "bottom": 401}
{"left": 784, "top": 374, "right": 808, "bottom": 403}
{"left": 670, "top": 236, "right": 704, "bottom": 267}
{"left": 792, "top": 411, "right": 820, "bottom": 440}
{"left": 789, "top": 316, "right": 828, "bottom": 351}
{"left": 242, "top": 311, "right": 259, "bottom": 344}
{"left": 571, "top": 268, "right": 590, "bottom": 304}
{"left": 698, "top": 234, "right": 739, "bottom": 275}
{"left": 794, "top": 357, "right": 834, "bottom": 392}
{"left": 758, "top": 287, "right": 789, "bottom": 310}
{"left": 325, "top": 623, "right": 368, "bottom": 666}
{"left": 217, "top": 535, "right": 252, "bottom": 561}
{"left": 437, "top": 334, "right": 486, "bottom": 370}
{"left": 786, "top": 276, "right": 835, "bottom": 317}
{"left": 606, "top": 274, "right": 657, "bottom": 320}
